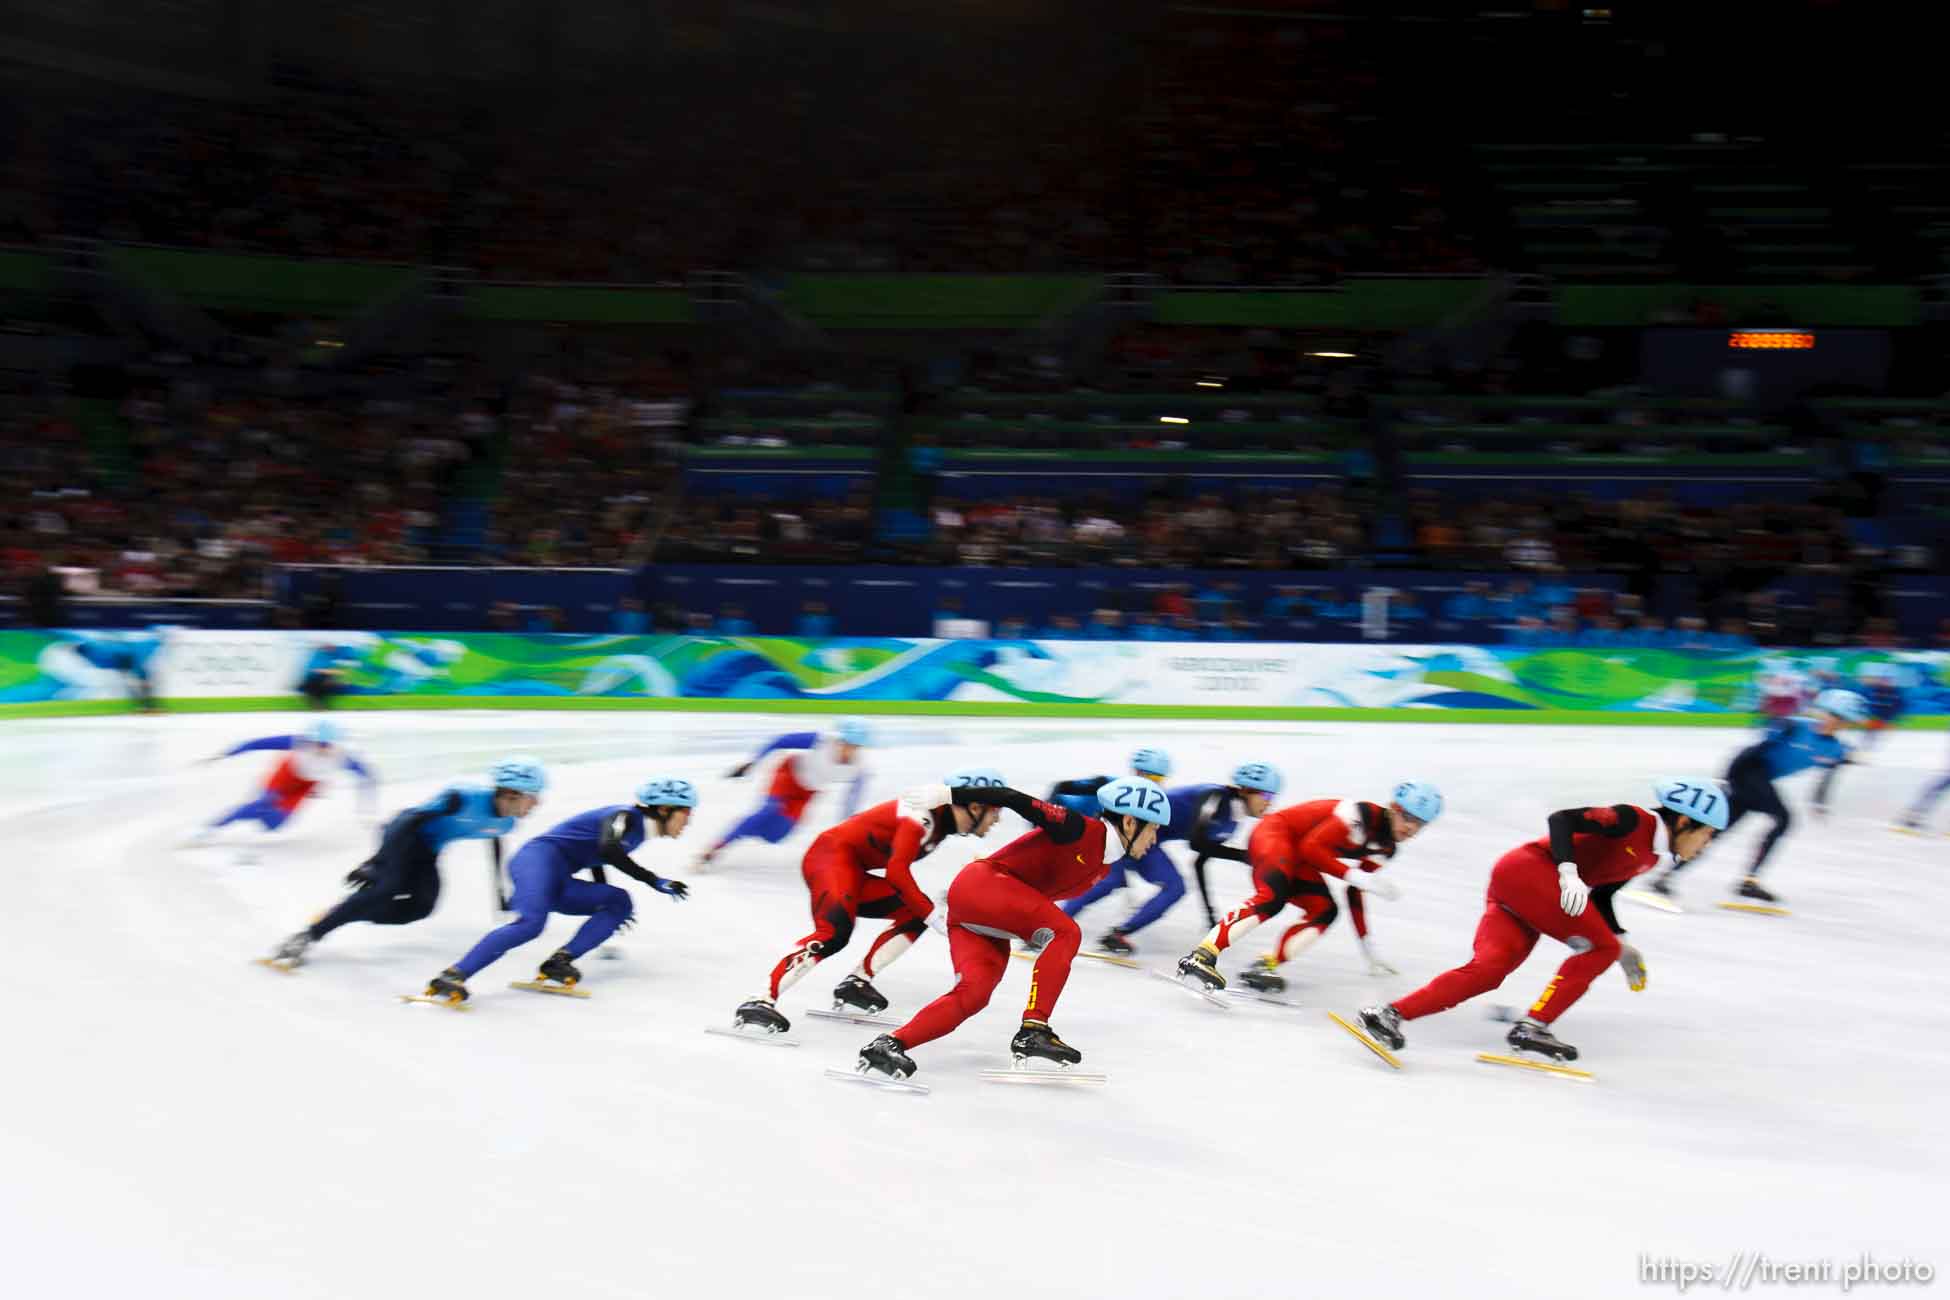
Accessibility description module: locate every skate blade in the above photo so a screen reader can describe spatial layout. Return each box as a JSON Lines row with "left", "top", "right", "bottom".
{"left": 1716, "top": 901, "right": 1791, "bottom": 917}
{"left": 1148, "top": 968, "right": 1230, "bottom": 1009}
{"left": 398, "top": 994, "right": 471, "bottom": 1012}
{"left": 807, "top": 1008, "right": 899, "bottom": 1027}
{"left": 1476, "top": 1052, "right": 1594, "bottom": 1082}
{"left": 510, "top": 980, "right": 592, "bottom": 998}
{"left": 824, "top": 1066, "right": 929, "bottom": 1095}
{"left": 980, "top": 1066, "right": 1107, "bottom": 1087}
{"left": 254, "top": 957, "right": 300, "bottom": 975}
{"left": 1621, "top": 888, "right": 1684, "bottom": 914}
{"left": 1325, "top": 1011, "right": 1402, "bottom": 1070}
{"left": 704, "top": 1025, "right": 799, "bottom": 1048}
{"left": 1011, "top": 947, "right": 1141, "bottom": 971}
{"left": 1226, "top": 987, "right": 1299, "bottom": 1008}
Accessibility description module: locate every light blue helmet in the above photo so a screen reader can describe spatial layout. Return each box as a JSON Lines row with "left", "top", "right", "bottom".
{"left": 947, "top": 767, "right": 1007, "bottom": 790}
{"left": 635, "top": 777, "right": 698, "bottom": 809}
{"left": 1812, "top": 689, "right": 1869, "bottom": 723}
{"left": 1391, "top": 780, "right": 1444, "bottom": 825}
{"left": 1652, "top": 777, "right": 1729, "bottom": 831}
{"left": 490, "top": 755, "right": 547, "bottom": 796}
{"left": 307, "top": 720, "right": 341, "bottom": 747}
{"left": 835, "top": 718, "right": 872, "bottom": 747}
{"left": 1130, "top": 747, "right": 1173, "bottom": 779}
{"left": 1096, "top": 776, "right": 1173, "bottom": 827}
{"left": 1231, "top": 762, "right": 1282, "bottom": 796}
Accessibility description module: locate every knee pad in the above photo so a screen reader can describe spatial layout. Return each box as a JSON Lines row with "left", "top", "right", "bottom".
{"left": 820, "top": 906, "right": 856, "bottom": 954}
{"left": 1027, "top": 926, "right": 1056, "bottom": 949}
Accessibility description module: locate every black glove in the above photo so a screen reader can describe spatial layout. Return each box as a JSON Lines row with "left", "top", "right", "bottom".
{"left": 653, "top": 877, "right": 689, "bottom": 902}
{"left": 727, "top": 762, "right": 753, "bottom": 779}
{"left": 345, "top": 862, "right": 377, "bottom": 886}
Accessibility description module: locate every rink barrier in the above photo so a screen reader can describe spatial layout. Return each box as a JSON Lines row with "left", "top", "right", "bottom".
{"left": 2, "top": 630, "right": 1944, "bottom": 725}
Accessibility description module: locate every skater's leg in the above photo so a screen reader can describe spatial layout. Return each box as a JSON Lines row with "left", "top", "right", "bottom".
{"left": 1201, "top": 824, "right": 1299, "bottom": 954}
{"left": 1745, "top": 778, "right": 1793, "bottom": 877}
{"left": 1524, "top": 908, "right": 1622, "bottom": 1025}
{"left": 213, "top": 794, "right": 290, "bottom": 831}
{"left": 1393, "top": 853, "right": 1546, "bottom": 1021}
{"left": 1060, "top": 858, "right": 1127, "bottom": 920}
{"left": 451, "top": 846, "right": 563, "bottom": 977}
{"left": 710, "top": 797, "right": 798, "bottom": 854}
{"left": 855, "top": 916, "right": 926, "bottom": 979}
{"left": 1263, "top": 878, "right": 1336, "bottom": 966}
{"left": 1908, "top": 770, "right": 1950, "bottom": 822}
{"left": 1116, "top": 846, "right": 1185, "bottom": 935}
{"left": 307, "top": 826, "right": 432, "bottom": 940}
{"left": 555, "top": 878, "right": 635, "bottom": 960}
{"left": 765, "top": 849, "right": 861, "bottom": 1000}
{"left": 892, "top": 925, "right": 1008, "bottom": 1049}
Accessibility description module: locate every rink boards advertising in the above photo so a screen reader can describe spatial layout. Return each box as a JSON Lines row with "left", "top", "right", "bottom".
{"left": 2, "top": 631, "right": 1945, "bottom": 723}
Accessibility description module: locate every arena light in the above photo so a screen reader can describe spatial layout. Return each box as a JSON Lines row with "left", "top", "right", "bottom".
{"left": 1159, "top": 416, "right": 1190, "bottom": 424}
{"left": 1728, "top": 331, "right": 1815, "bottom": 350}
{"left": 1196, "top": 380, "right": 1224, "bottom": 388}
{"left": 1308, "top": 350, "right": 1356, "bottom": 359}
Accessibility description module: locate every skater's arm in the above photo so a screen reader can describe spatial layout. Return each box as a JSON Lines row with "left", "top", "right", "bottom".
{"left": 840, "top": 767, "right": 865, "bottom": 819}
{"left": 883, "top": 811, "right": 938, "bottom": 919}
{"left": 213, "top": 735, "right": 296, "bottom": 760}
{"left": 1297, "top": 813, "right": 1375, "bottom": 880}
{"left": 962, "top": 786, "right": 1087, "bottom": 843}
{"left": 1544, "top": 804, "right": 1640, "bottom": 863}
{"left": 728, "top": 731, "right": 818, "bottom": 778}
{"left": 1047, "top": 776, "right": 1110, "bottom": 800}
{"left": 1590, "top": 882, "right": 1627, "bottom": 934}
{"left": 596, "top": 810, "right": 684, "bottom": 894}
{"left": 1186, "top": 792, "right": 1247, "bottom": 863}
{"left": 1191, "top": 856, "right": 1219, "bottom": 928}
{"left": 490, "top": 836, "right": 510, "bottom": 910}
{"left": 1346, "top": 886, "right": 1369, "bottom": 938}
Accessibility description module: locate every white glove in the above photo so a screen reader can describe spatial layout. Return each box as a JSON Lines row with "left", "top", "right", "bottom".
{"left": 1557, "top": 862, "right": 1590, "bottom": 916}
{"left": 909, "top": 782, "right": 952, "bottom": 812}
{"left": 924, "top": 906, "right": 950, "bottom": 937}
{"left": 1618, "top": 942, "right": 1648, "bottom": 991}
{"left": 1359, "top": 939, "right": 1398, "bottom": 977}
{"left": 1349, "top": 870, "right": 1399, "bottom": 903}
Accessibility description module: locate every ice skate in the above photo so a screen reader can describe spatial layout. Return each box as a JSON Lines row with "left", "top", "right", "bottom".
{"left": 1176, "top": 945, "right": 1225, "bottom": 991}
{"left": 423, "top": 968, "right": 469, "bottom": 1005}
{"left": 858, "top": 1033, "right": 916, "bottom": 1079}
{"left": 536, "top": 948, "right": 581, "bottom": 988}
{"left": 1096, "top": 930, "right": 1135, "bottom": 957}
{"left": 734, "top": 999, "right": 791, "bottom": 1035}
{"left": 1358, "top": 1003, "right": 1405, "bottom": 1050}
{"left": 831, "top": 974, "right": 889, "bottom": 1015}
{"left": 1506, "top": 1017, "right": 1577, "bottom": 1061}
{"left": 1239, "top": 956, "right": 1286, "bottom": 994}
{"left": 1010, "top": 1019, "right": 1083, "bottom": 1068}
{"left": 265, "top": 931, "right": 313, "bottom": 969}
{"left": 1735, "top": 876, "right": 1780, "bottom": 904}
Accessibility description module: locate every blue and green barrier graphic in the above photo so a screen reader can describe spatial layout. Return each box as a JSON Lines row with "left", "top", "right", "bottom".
{"left": 2, "top": 631, "right": 1945, "bottom": 724}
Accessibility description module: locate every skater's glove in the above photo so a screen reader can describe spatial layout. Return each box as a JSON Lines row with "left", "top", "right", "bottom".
{"left": 1557, "top": 862, "right": 1590, "bottom": 916}
{"left": 345, "top": 863, "right": 376, "bottom": 886}
{"left": 1362, "top": 950, "right": 1398, "bottom": 978}
{"left": 925, "top": 907, "right": 950, "bottom": 937}
{"left": 726, "top": 762, "right": 753, "bottom": 780}
{"left": 652, "top": 877, "right": 689, "bottom": 901}
{"left": 1350, "top": 870, "right": 1399, "bottom": 902}
{"left": 1618, "top": 943, "right": 1648, "bottom": 991}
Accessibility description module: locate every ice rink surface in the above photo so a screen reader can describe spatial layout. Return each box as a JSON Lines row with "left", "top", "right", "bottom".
{"left": 2, "top": 710, "right": 1944, "bottom": 1300}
